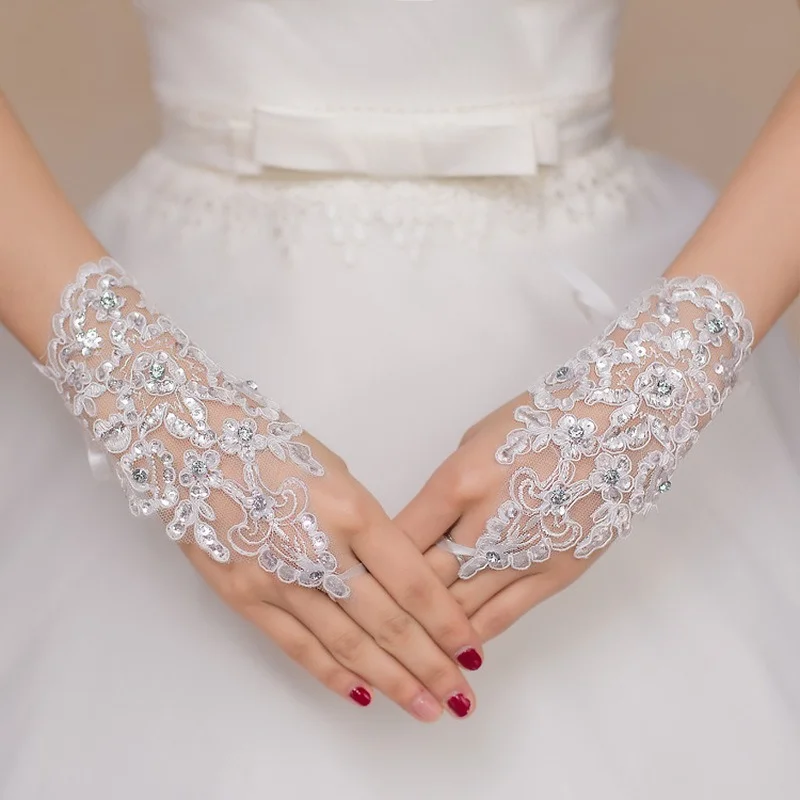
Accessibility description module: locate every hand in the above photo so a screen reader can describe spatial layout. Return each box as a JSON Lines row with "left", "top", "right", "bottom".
{"left": 41, "top": 258, "right": 483, "bottom": 722}
{"left": 186, "top": 432, "right": 483, "bottom": 722}
{"left": 397, "top": 395, "right": 601, "bottom": 641}
{"left": 397, "top": 276, "right": 752, "bottom": 642}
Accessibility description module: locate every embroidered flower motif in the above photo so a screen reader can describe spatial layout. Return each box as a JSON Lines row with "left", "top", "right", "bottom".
{"left": 694, "top": 312, "right": 729, "bottom": 347}
{"left": 75, "top": 326, "right": 103, "bottom": 357}
{"left": 514, "top": 465, "right": 591, "bottom": 552}
{"left": 179, "top": 449, "right": 224, "bottom": 501}
{"left": 132, "top": 351, "right": 187, "bottom": 396}
{"left": 531, "top": 360, "right": 592, "bottom": 412}
{"left": 220, "top": 417, "right": 268, "bottom": 461}
{"left": 552, "top": 414, "right": 599, "bottom": 460}
{"left": 85, "top": 275, "right": 126, "bottom": 322}
{"left": 634, "top": 362, "right": 687, "bottom": 411}
{"left": 589, "top": 453, "right": 633, "bottom": 502}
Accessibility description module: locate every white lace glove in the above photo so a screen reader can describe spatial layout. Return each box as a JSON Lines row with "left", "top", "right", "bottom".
{"left": 397, "top": 276, "right": 752, "bottom": 637}
{"left": 39, "top": 258, "right": 483, "bottom": 720}
{"left": 40, "top": 259, "right": 358, "bottom": 597}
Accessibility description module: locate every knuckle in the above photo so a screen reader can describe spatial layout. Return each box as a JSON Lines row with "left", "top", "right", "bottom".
{"left": 219, "top": 567, "right": 261, "bottom": 605}
{"left": 385, "top": 677, "right": 418, "bottom": 705}
{"left": 332, "top": 492, "right": 372, "bottom": 536}
{"left": 483, "top": 607, "right": 514, "bottom": 638}
{"left": 451, "top": 464, "right": 482, "bottom": 504}
{"left": 400, "top": 577, "right": 434, "bottom": 609}
{"left": 283, "top": 634, "right": 313, "bottom": 665}
{"left": 321, "top": 664, "right": 350, "bottom": 691}
{"left": 327, "top": 628, "right": 366, "bottom": 663}
{"left": 432, "top": 617, "right": 468, "bottom": 648}
{"left": 419, "top": 661, "right": 454, "bottom": 690}
{"left": 375, "top": 612, "right": 414, "bottom": 648}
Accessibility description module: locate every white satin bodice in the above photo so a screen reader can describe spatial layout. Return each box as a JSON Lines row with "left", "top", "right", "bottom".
{"left": 135, "top": 0, "right": 624, "bottom": 177}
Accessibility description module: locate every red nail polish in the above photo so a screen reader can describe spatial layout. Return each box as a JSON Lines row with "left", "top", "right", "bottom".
{"left": 349, "top": 687, "right": 372, "bottom": 707}
{"left": 456, "top": 648, "right": 483, "bottom": 671}
{"left": 447, "top": 693, "right": 471, "bottom": 718}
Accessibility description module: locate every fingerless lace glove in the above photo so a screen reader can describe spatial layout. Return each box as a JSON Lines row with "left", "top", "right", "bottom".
{"left": 446, "top": 276, "right": 753, "bottom": 577}
{"left": 40, "top": 259, "right": 356, "bottom": 599}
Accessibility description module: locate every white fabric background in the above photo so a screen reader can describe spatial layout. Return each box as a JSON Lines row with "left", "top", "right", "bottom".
{"left": 2, "top": 0, "right": 798, "bottom": 336}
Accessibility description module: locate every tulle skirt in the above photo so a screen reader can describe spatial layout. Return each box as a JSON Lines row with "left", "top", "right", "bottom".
{"left": 1, "top": 139, "right": 799, "bottom": 799}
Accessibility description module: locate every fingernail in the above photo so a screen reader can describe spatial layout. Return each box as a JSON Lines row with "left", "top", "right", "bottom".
{"left": 410, "top": 692, "right": 442, "bottom": 722}
{"left": 456, "top": 647, "right": 483, "bottom": 671}
{"left": 349, "top": 686, "right": 372, "bottom": 707}
{"left": 447, "top": 693, "right": 472, "bottom": 719}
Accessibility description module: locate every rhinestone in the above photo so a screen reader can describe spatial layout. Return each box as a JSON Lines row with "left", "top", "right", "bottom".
{"left": 555, "top": 366, "right": 570, "bottom": 381}
{"left": 707, "top": 316, "right": 725, "bottom": 335}
{"left": 485, "top": 551, "right": 502, "bottom": 565}
{"left": 309, "top": 571, "right": 324, "bottom": 583}
{"left": 550, "top": 488, "right": 569, "bottom": 507}
{"left": 658, "top": 480, "right": 672, "bottom": 494}
{"left": 567, "top": 424, "right": 585, "bottom": 441}
{"left": 251, "top": 494, "right": 268, "bottom": 512}
{"left": 149, "top": 362, "right": 166, "bottom": 381}
{"left": 191, "top": 459, "right": 207, "bottom": 477}
{"left": 238, "top": 425, "right": 254, "bottom": 442}
{"left": 99, "top": 290, "right": 118, "bottom": 311}
{"left": 131, "top": 468, "right": 148, "bottom": 484}
{"left": 654, "top": 379, "right": 673, "bottom": 397}
{"left": 245, "top": 380, "right": 259, "bottom": 392}
{"left": 603, "top": 469, "right": 621, "bottom": 485}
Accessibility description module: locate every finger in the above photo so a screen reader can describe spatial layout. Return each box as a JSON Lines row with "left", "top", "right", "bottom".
{"left": 393, "top": 456, "right": 463, "bottom": 551}
{"left": 422, "top": 501, "right": 495, "bottom": 588}
{"left": 443, "top": 497, "right": 532, "bottom": 616}
{"left": 277, "top": 583, "right": 444, "bottom": 723}
{"left": 244, "top": 602, "right": 374, "bottom": 708}
{"left": 423, "top": 544, "right": 462, "bottom": 586}
{"left": 340, "top": 570, "right": 478, "bottom": 718}
{"left": 450, "top": 564, "right": 523, "bottom": 617}
{"left": 351, "top": 518, "right": 484, "bottom": 672}
{"left": 469, "top": 574, "right": 557, "bottom": 642}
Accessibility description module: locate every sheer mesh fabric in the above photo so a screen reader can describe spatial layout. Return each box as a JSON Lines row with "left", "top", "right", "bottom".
{"left": 448, "top": 276, "right": 753, "bottom": 577}
{"left": 40, "top": 258, "right": 355, "bottom": 599}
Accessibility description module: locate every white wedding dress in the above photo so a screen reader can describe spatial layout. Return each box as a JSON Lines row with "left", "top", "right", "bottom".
{"left": 1, "top": 1, "right": 799, "bottom": 798}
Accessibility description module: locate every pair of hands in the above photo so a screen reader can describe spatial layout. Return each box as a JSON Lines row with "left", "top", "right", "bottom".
{"left": 189, "top": 394, "right": 588, "bottom": 723}
{"left": 45, "top": 262, "right": 750, "bottom": 725}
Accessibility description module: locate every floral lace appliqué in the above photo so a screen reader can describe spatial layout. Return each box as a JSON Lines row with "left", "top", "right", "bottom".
{"left": 453, "top": 276, "right": 753, "bottom": 578}
{"left": 40, "top": 258, "right": 351, "bottom": 599}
